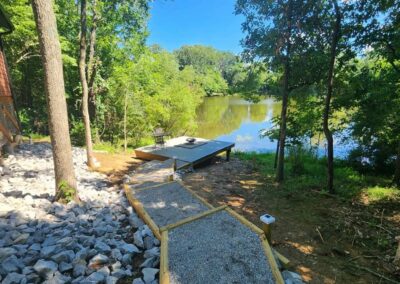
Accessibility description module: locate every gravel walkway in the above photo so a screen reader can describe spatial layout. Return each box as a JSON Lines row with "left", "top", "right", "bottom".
{"left": 168, "top": 210, "right": 275, "bottom": 284}
{"left": 0, "top": 143, "right": 159, "bottom": 284}
{"left": 133, "top": 181, "right": 209, "bottom": 228}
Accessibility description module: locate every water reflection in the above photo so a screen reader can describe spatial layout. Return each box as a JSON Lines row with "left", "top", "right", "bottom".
{"left": 195, "top": 96, "right": 353, "bottom": 156}
{"left": 195, "top": 96, "right": 281, "bottom": 152}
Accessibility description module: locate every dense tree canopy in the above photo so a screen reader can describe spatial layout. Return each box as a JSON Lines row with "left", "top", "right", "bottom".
{"left": 236, "top": 0, "right": 400, "bottom": 188}
{"left": 1, "top": 0, "right": 399, "bottom": 189}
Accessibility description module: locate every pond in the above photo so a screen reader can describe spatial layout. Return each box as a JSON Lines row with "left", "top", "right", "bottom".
{"left": 194, "top": 96, "right": 353, "bottom": 157}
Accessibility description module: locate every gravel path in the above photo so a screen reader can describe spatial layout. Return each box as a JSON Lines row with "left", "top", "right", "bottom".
{"left": 133, "top": 182, "right": 209, "bottom": 228}
{"left": 168, "top": 210, "right": 275, "bottom": 284}
{"left": 0, "top": 143, "right": 159, "bottom": 284}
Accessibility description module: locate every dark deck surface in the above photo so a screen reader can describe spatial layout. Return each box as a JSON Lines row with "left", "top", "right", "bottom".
{"left": 135, "top": 136, "right": 234, "bottom": 167}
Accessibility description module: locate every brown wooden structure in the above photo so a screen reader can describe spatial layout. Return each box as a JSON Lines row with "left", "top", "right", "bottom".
{"left": 0, "top": 4, "right": 20, "bottom": 151}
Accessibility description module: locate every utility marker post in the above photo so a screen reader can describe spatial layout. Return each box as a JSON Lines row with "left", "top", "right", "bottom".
{"left": 260, "top": 214, "right": 276, "bottom": 243}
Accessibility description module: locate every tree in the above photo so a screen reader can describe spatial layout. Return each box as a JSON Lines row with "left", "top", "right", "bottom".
{"left": 323, "top": 0, "right": 341, "bottom": 194}
{"left": 236, "top": 0, "right": 323, "bottom": 182}
{"left": 344, "top": 58, "right": 400, "bottom": 187}
{"left": 31, "top": 0, "right": 78, "bottom": 202}
{"left": 174, "top": 45, "right": 242, "bottom": 95}
{"left": 79, "top": 0, "right": 95, "bottom": 167}
{"left": 359, "top": 0, "right": 400, "bottom": 187}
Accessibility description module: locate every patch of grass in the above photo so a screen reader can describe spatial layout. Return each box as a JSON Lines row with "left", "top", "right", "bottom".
{"left": 93, "top": 142, "right": 134, "bottom": 154}
{"left": 234, "top": 150, "right": 396, "bottom": 202}
{"left": 93, "top": 142, "right": 121, "bottom": 153}
{"left": 28, "top": 133, "right": 50, "bottom": 142}
{"left": 364, "top": 186, "right": 400, "bottom": 201}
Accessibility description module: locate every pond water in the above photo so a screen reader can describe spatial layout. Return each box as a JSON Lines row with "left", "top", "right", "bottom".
{"left": 194, "top": 96, "right": 353, "bottom": 157}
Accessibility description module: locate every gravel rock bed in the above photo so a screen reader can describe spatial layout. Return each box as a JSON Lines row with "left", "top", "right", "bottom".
{"left": 168, "top": 210, "right": 275, "bottom": 284}
{"left": 0, "top": 143, "right": 160, "bottom": 284}
{"left": 133, "top": 181, "right": 209, "bottom": 228}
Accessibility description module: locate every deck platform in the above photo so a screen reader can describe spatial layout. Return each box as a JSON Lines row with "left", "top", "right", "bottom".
{"left": 134, "top": 136, "right": 234, "bottom": 169}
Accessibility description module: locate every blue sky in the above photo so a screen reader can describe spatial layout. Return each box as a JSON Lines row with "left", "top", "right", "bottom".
{"left": 147, "top": 0, "right": 244, "bottom": 54}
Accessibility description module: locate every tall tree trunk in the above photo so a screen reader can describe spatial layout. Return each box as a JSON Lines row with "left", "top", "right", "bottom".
{"left": 31, "top": 0, "right": 78, "bottom": 202}
{"left": 123, "top": 92, "right": 128, "bottom": 152}
{"left": 276, "top": 59, "right": 290, "bottom": 182}
{"left": 79, "top": 0, "right": 94, "bottom": 167}
{"left": 393, "top": 142, "right": 400, "bottom": 188}
{"left": 88, "top": 0, "right": 98, "bottom": 122}
{"left": 323, "top": 0, "right": 341, "bottom": 194}
{"left": 274, "top": 133, "right": 280, "bottom": 169}
{"left": 276, "top": 0, "right": 293, "bottom": 182}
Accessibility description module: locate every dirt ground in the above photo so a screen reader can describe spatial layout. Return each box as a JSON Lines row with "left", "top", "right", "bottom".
{"left": 96, "top": 152, "right": 400, "bottom": 284}
{"left": 181, "top": 157, "right": 400, "bottom": 284}
{"left": 93, "top": 151, "right": 142, "bottom": 183}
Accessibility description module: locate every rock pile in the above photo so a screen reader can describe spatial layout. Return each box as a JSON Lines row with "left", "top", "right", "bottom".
{"left": 0, "top": 143, "right": 160, "bottom": 284}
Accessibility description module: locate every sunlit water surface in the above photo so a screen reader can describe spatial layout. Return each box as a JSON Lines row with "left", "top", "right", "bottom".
{"left": 194, "top": 96, "right": 353, "bottom": 157}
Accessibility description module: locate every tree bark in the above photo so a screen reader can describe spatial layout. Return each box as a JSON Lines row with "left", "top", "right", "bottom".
{"left": 276, "top": 59, "right": 290, "bottom": 182}
{"left": 88, "top": 0, "right": 98, "bottom": 122}
{"left": 276, "top": 0, "right": 293, "bottom": 182}
{"left": 79, "top": 0, "right": 94, "bottom": 167}
{"left": 123, "top": 92, "right": 128, "bottom": 152}
{"left": 31, "top": 0, "right": 78, "bottom": 202}
{"left": 393, "top": 142, "right": 400, "bottom": 188}
{"left": 274, "top": 132, "right": 280, "bottom": 169}
{"left": 323, "top": 0, "right": 341, "bottom": 194}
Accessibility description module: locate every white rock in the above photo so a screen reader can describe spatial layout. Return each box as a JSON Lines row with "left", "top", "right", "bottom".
{"left": 33, "top": 259, "right": 58, "bottom": 278}
{"left": 144, "top": 247, "right": 160, "bottom": 258}
{"left": 132, "top": 278, "right": 145, "bottom": 284}
{"left": 85, "top": 272, "right": 105, "bottom": 283}
{"left": 142, "top": 268, "right": 159, "bottom": 284}
{"left": 88, "top": 254, "right": 109, "bottom": 268}
{"left": 106, "top": 276, "right": 119, "bottom": 284}
{"left": 134, "top": 230, "right": 144, "bottom": 248}
{"left": 121, "top": 243, "right": 140, "bottom": 254}
{"left": 1, "top": 272, "right": 26, "bottom": 284}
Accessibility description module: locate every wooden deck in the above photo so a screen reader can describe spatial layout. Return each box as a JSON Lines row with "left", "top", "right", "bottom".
{"left": 134, "top": 136, "right": 235, "bottom": 169}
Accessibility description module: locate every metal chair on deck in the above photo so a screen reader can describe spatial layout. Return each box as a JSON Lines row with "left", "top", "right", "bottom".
{"left": 153, "top": 128, "right": 168, "bottom": 147}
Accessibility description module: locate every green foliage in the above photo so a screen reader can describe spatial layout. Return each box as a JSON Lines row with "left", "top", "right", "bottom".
{"left": 341, "top": 57, "right": 400, "bottom": 176}
{"left": 70, "top": 120, "right": 86, "bottom": 147}
{"left": 56, "top": 180, "right": 77, "bottom": 203}
{"left": 173, "top": 45, "right": 263, "bottom": 96}
{"left": 366, "top": 186, "right": 400, "bottom": 202}
{"left": 106, "top": 47, "right": 205, "bottom": 146}
{"left": 287, "top": 145, "right": 310, "bottom": 176}
{"left": 235, "top": 151, "right": 396, "bottom": 201}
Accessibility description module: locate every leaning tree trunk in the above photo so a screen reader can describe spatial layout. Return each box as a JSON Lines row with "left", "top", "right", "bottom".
{"left": 323, "top": 0, "right": 341, "bottom": 194}
{"left": 31, "top": 0, "right": 78, "bottom": 202}
{"left": 394, "top": 142, "right": 400, "bottom": 188}
{"left": 79, "top": 0, "right": 94, "bottom": 167}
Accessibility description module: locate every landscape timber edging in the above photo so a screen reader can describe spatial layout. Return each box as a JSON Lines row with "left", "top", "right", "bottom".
{"left": 159, "top": 207, "right": 285, "bottom": 284}
{"left": 123, "top": 183, "right": 162, "bottom": 240}
{"left": 123, "top": 181, "right": 285, "bottom": 284}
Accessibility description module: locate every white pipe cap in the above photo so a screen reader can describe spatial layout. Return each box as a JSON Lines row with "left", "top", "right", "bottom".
{"left": 260, "top": 214, "right": 276, "bottom": 225}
